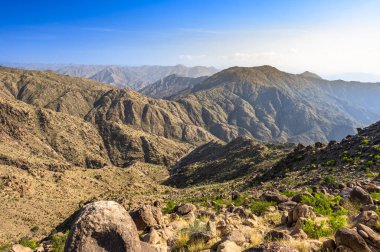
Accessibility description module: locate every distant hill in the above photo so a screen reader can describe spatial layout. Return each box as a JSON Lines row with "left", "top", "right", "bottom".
{"left": 2, "top": 63, "right": 219, "bottom": 90}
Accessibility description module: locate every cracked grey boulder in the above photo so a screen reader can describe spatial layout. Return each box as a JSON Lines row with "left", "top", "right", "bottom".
{"left": 64, "top": 201, "right": 142, "bottom": 252}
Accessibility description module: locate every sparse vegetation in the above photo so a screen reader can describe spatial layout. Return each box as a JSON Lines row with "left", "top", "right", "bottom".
{"left": 249, "top": 200, "right": 276, "bottom": 216}
{"left": 301, "top": 215, "right": 346, "bottom": 239}
{"left": 19, "top": 237, "right": 39, "bottom": 250}
{"left": 51, "top": 231, "right": 69, "bottom": 252}
{"left": 163, "top": 200, "right": 176, "bottom": 214}
{"left": 301, "top": 193, "right": 344, "bottom": 216}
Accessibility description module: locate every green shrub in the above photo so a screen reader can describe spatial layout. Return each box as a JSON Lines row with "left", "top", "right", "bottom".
{"left": 322, "top": 175, "right": 338, "bottom": 188}
{"left": 249, "top": 200, "right": 276, "bottom": 216}
{"left": 367, "top": 161, "right": 374, "bottom": 166}
{"left": 301, "top": 193, "right": 343, "bottom": 216}
{"left": 19, "top": 237, "right": 38, "bottom": 250}
{"left": 326, "top": 160, "right": 336, "bottom": 166}
{"left": 341, "top": 156, "right": 353, "bottom": 163}
{"left": 233, "top": 195, "right": 247, "bottom": 207}
{"left": 374, "top": 146, "right": 380, "bottom": 152}
{"left": 51, "top": 231, "right": 69, "bottom": 252}
{"left": 280, "top": 191, "right": 298, "bottom": 197}
{"left": 301, "top": 215, "right": 345, "bottom": 239}
{"left": 371, "top": 192, "right": 380, "bottom": 201}
{"left": 374, "top": 155, "right": 380, "bottom": 160}
{"left": 327, "top": 215, "right": 346, "bottom": 232}
{"left": 0, "top": 243, "right": 11, "bottom": 252}
{"left": 30, "top": 226, "right": 39, "bottom": 233}
{"left": 362, "top": 139, "right": 370, "bottom": 145}
{"left": 301, "top": 219, "right": 332, "bottom": 239}
{"left": 163, "top": 200, "right": 176, "bottom": 214}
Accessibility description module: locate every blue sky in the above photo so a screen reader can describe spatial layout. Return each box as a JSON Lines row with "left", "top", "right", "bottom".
{"left": 1, "top": 0, "right": 380, "bottom": 79}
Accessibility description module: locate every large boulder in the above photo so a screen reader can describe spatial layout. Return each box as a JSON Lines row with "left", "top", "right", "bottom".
{"left": 130, "top": 204, "right": 163, "bottom": 231}
{"left": 10, "top": 245, "right": 33, "bottom": 252}
{"left": 322, "top": 239, "right": 336, "bottom": 252}
{"left": 335, "top": 228, "right": 371, "bottom": 252}
{"left": 357, "top": 223, "right": 380, "bottom": 249}
{"left": 64, "top": 201, "right": 142, "bottom": 252}
{"left": 265, "top": 230, "right": 292, "bottom": 241}
{"left": 350, "top": 186, "right": 374, "bottom": 205}
{"left": 175, "top": 203, "right": 196, "bottom": 215}
{"left": 278, "top": 201, "right": 298, "bottom": 211}
{"left": 217, "top": 240, "right": 241, "bottom": 252}
{"left": 224, "top": 229, "right": 246, "bottom": 246}
{"left": 353, "top": 211, "right": 380, "bottom": 230}
{"left": 288, "top": 204, "right": 316, "bottom": 224}
{"left": 261, "top": 191, "right": 288, "bottom": 204}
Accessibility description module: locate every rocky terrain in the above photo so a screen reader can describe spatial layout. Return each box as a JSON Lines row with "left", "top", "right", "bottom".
{"left": 174, "top": 66, "right": 380, "bottom": 144}
{"left": 140, "top": 75, "right": 207, "bottom": 99}
{"left": 2, "top": 65, "right": 380, "bottom": 251}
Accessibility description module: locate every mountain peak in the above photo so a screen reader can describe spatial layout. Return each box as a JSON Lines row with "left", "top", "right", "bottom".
{"left": 299, "top": 71, "right": 322, "bottom": 79}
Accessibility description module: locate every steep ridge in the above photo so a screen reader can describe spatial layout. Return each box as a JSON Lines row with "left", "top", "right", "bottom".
{"left": 139, "top": 74, "right": 207, "bottom": 98}
{"left": 0, "top": 95, "right": 110, "bottom": 170}
{"left": 0, "top": 94, "right": 190, "bottom": 169}
{"left": 85, "top": 88, "right": 217, "bottom": 144}
{"left": 174, "top": 66, "right": 380, "bottom": 144}
{"left": 0, "top": 67, "right": 198, "bottom": 167}
{"left": 259, "top": 121, "right": 380, "bottom": 187}
{"left": 166, "top": 137, "right": 294, "bottom": 187}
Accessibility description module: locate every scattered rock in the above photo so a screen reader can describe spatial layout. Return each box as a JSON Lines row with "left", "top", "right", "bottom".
{"left": 350, "top": 186, "right": 374, "bottom": 205}
{"left": 357, "top": 223, "right": 380, "bottom": 249}
{"left": 130, "top": 204, "right": 163, "bottom": 231}
{"left": 290, "top": 227, "right": 308, "bottom": 239}
{"left": 278, "top": 201, "right": 298, "bottom": 211}
{"left": 232, "top": 206, "right": 254, "bottom": 219}
{"left": 64, "top": 201, "right": 142, "bottom": 252}
{"left": 207, "top": 221, "right": 217, "bottom": 237}
{"left": 224, "top": 229, "right": 246, "bottom": 246}
{"left": 288, "top": 204, "right": 316, "bottom": 224}
{"left": 183, "top": 211, "right": 196, "bottom": 222}
{"left": 264, "top": 230, "right": 291, "bottom": 241}
{"left": 322, "top": 239, "right": 337, "bottom": 252}
{"left": 217, "top": 240, "right": 241, "bottom": 252}
{"left": 175, "top": 203, "right": 196, "bottom": 215}
{"left": 335, "top": 228, "right": 371, "bottom": 252}
{"left": 261, "top": 191, "right": 288, "bottom": 204}
{"left": 353, "top": 211, "right": 380, "bottom": 230}
{"left": 10, "top": 245, "right": 33, "bottom": 252}
{"left": 361, "top": 204, "right": 377, "bottom": 212}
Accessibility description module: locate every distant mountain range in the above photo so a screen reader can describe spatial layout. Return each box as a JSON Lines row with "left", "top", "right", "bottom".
{"left": 1, "top": 63, "right": 219, "bottom": 90}
{"left": 1, "top": 65, "right": 380, "bottom": 149}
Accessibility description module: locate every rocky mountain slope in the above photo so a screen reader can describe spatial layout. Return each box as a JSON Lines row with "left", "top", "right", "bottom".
{"left": 174, "top": 66, "right": 380, "bottom": 144}
{"left": 0, "top": 67, "right": 202, "bottom": 167}
{"left": 140, "top": 74, "right": 207, "bottom": 99}
{"left": 259, "top": 121, "right": 380, "bottom": 188}
{"left": 166, "top": 138, "right": 294, "bottom": 187}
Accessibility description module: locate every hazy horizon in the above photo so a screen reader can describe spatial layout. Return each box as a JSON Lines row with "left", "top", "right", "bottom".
{"left": 1, "top": 0, "right": 380, "bottom": 81}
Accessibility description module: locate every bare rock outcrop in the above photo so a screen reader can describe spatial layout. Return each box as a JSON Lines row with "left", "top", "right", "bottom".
{"left": 64, "top": 201, "right": 142, "bottom": 252}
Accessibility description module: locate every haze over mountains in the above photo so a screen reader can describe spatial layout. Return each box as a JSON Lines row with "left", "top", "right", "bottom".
{"left": 3, "top": 63, "right": 219, "bottom": 90}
